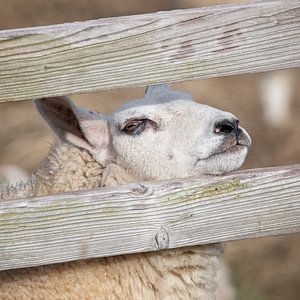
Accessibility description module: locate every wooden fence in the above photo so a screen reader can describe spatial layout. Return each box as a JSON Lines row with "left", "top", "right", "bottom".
{"left": 0, "top": 0, "right": 300, "bottom": 271}
{"left": 1, "top": 0, "right": 299, "bottom": 102}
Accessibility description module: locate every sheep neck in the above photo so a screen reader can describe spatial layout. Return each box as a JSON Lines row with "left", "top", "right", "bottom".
{"left": 0, "top": 143, "right": 136, "bottom": 200}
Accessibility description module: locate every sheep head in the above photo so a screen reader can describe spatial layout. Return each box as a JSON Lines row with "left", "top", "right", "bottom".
{"left": 34, "top": 85, "right": 251, "bottom": 180}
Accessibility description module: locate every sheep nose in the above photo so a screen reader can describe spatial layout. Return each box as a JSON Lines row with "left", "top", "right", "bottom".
{"left": 214, "top": 119, "right": 239, "bottom": 134}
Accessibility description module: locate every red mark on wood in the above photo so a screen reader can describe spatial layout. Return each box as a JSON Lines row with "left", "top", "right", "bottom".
{"left": 170, "top": 40, "right": 196, "bottom": 61}
{"left": 213, "top": 27, "right": 241, "bottom": 53}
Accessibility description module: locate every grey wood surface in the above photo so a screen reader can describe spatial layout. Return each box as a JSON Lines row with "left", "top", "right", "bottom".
{"left": 1, "top": 164, "right": 299, "bottom": 271}
{"left": 0, "top": 0, "right": 299, "bottom": 102}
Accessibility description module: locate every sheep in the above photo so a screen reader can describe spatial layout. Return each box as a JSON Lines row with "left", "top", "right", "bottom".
{"left": 0, "top": 85, "right": 251, "bottom": 300}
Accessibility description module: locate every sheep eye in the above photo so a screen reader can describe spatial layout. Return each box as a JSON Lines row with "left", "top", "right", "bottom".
{"left": 121, "top": 118, "right": 157, "bottom": 135}
{"left": 124, "top": 119, "right": 143, "bottom": 132}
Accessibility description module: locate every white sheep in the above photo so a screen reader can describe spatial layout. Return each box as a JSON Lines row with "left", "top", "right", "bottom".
{"left": 0, "top": 85, "right": 251, "bottom": 300}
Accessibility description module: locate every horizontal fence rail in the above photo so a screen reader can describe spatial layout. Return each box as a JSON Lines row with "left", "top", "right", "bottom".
{"left": 0, "top": 165, "right": 299, "bottom": 271}
{"left": 0, "top": 0, "right": 299, "bottom": 102}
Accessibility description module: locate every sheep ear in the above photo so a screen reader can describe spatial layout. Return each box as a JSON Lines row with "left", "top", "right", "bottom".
{"left": 145, "top": 84, "right": 193, "bottom": 102}
{"left": 145, "top": 84, "right": 172, "bottom": 97}
{"left": 34, "top": 96, "right": 114, "bottom": 165}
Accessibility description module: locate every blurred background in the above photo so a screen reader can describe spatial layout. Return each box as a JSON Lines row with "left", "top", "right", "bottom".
{"left": 0, "top": 1, "right": 299, "bottom": 299}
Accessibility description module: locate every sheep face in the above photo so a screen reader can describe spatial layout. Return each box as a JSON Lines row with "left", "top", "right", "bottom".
{"left": 112, "top": 85, "right": 251, "bottom": 179}
{"left": 35, "top": 85, "right": 251, "bottom": 181}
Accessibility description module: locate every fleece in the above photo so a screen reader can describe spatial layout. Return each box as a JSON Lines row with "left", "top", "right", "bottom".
{"left": 0, "top": 144, "right": 222, "bottom": 300}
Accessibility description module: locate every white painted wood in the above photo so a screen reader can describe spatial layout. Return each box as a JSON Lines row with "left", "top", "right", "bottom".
{"left": 0, "top": 1, "right": 299, "bottom": 102}
{"left": 0, "top": 164, "right": 299, "bottom": 271}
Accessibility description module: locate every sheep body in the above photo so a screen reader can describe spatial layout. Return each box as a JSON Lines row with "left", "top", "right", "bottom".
{"left": 0, "top": 144, "right": 221, "bottom": 300}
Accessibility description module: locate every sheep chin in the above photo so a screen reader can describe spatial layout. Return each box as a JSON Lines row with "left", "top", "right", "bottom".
{"left": 192, "top": 145, "right": 249, "bottom": 176}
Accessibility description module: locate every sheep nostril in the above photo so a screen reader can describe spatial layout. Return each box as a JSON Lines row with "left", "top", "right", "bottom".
{"left": 214, "top": 119, "right": 238, "bottom": 134}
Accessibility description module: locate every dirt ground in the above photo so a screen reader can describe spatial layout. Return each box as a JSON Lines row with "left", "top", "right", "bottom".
{"left": 0, "top": 1, "right": 299, "bottom": 299}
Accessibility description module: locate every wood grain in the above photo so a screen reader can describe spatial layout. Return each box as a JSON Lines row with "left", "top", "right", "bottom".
{"left": 0, "top": 0, "right": 299, "bottom": 102}
{"left": 0, "top": 164, "right": 299, "bottom": 271}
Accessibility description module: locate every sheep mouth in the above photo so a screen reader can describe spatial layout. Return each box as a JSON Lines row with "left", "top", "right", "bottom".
{"left": 193, "top": 142, "right": 250, "bottom": 176}
{"left": 207, "top": 128, "right": 252, "bottom": 160}
{"left": 209, "top": 143, "right": 249, "bottom": 158}
{"left": 195, "top": 143, "right": 249, "bottom": 165}
{"left": 193, "top": 126, "right": 251, "bottom": 175}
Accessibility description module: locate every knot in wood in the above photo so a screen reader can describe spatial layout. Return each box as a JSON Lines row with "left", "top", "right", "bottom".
{"left": 155, "top": 226, "right": 169, "bottom": 250}
{"left": 129, "top": 183, "right": 148, "bottom": 195}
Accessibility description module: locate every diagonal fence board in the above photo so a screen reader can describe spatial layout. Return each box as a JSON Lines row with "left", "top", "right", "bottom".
{"left": 0, "top": 1, "right": 300, "bottom": 102}
{"left": 0, "top": 164, "right": 299, "bottom": 271}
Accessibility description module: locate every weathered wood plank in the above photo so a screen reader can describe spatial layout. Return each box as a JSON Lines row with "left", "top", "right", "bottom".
{"left": 0, "top": 1, "right": 299, "bottom": 102}
{"left": 0, "top": 164, "right": 299, "bottom": 271}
